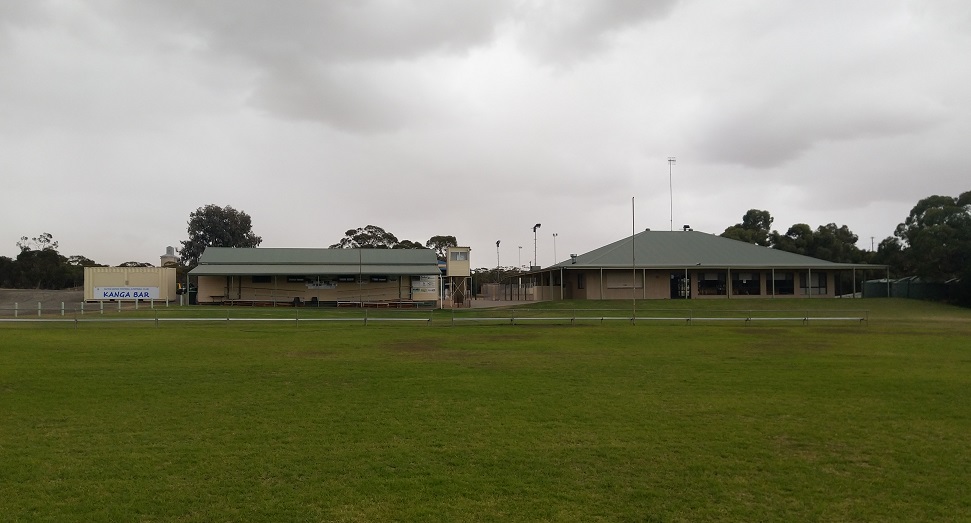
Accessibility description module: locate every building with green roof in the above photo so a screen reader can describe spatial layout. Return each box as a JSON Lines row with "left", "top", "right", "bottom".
{"left": 188, "top": 247, "right": 442, "bottom": 306}
{"left": 525, "top": 230, "right": 887, "bottom": 300}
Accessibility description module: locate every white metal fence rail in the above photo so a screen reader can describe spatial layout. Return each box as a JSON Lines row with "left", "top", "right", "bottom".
{"left": 0, "top": 304, "right": 869, "bottom": 327}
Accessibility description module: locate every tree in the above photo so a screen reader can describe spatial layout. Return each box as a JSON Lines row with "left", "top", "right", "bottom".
{"left": 330, "top": 225, "right": 399, "bottom": 249}
{"left": 119, "top": 261, "right": 154, "bottom": 267}
{"left": 67, "top": 255, "right": 100, "bottom": 267}
{"left": 17, "top": 232, "right": 58, "bottom": 252}
{"left": 894, "top": 192, "right": 971, "bottom": 287}
{"left": 721, "top": 210, "right": 773, "bottom": 246}
{"left": 15, "top": 243, "right": 70, "bottom": 289}
{"left": 770, "top": 222, "right": 864, "bottom": 263}
{"left": 10, "top": 232, "right": 79, "bottom": 289}
{"left": 770, "top": 223, "right": 814, "bottom": 255}
{"left": 425, "top": 235, "right": 458, "bottom": 260}
{"left": 872, "top": 237, "right": 909, "bottom": 277}
{"left": 0, "top": 255, "right": 15, "bottom": 287}
{"left": 394, "top": 240, "right": 425, "bottom": 249}
{"left": 810, "top": 223, "right": 865, "bottom": 263}
{"left": 180, "top": 204, "right": 263, "bottom": 268}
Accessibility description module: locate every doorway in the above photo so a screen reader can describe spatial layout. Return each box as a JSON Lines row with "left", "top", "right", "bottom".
{"left": 670, "top": 272, "right": 690, "bottom": 299}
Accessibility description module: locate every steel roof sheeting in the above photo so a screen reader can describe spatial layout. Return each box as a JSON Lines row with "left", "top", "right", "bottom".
{"left": 188, "top": 247, "right": 441, "bottom": 276}
{"left": 549, "top": 230, "right": 882, "bottom": 270}
{"left": 196, "top": 247, "right": 437, "bottom": 266}
{"left": 189, "top": 264, "right": 442, "bottom": 276}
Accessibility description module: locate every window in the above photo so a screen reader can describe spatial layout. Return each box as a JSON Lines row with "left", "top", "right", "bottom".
{"left": 697, "top": 271, "right": 726, "bottom": 295}
{"left": 252, "top": 275, "right": 271, "bottom": 284}
{"left": 577, "top": 273, "right": 585, "bottom": 290}
{"left": 773, "top": 272, "right": 794, "bottom": 295}
{"left": 731, "top": 272, "right": 760, "bottom": 295}
{"left": 800, "top": 271, "right": 827, "bottom": 295}
{"left": 450, "top": 251, "right": 468, "bottom": 261}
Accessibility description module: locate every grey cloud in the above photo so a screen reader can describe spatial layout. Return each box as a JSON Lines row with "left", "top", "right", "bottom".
{"left": 130, "top": 1, "right": 507, "bottom": 63}
{"left": 104, "top": 1, "right": 514, "bottom": 133}
{"left": 514, "top": 0, "right": 677, "bottom": 64}
{"left": 248, "top": 62, "right": 424, "bottom": 133}
{"left": 695, "top": 85, "right": 944, "bottom": 168}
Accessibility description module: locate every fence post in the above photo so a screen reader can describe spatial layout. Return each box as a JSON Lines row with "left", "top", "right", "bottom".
{"left": 81, "top": 301, "right": 84, "bottom": 315}
{"left": 14, "top": 302, "right": 17, "bottom": 318}
{"left": 61, "top": 302, "right": 65, "bottom": 316}
{"left": 118, "top": 300, "right": 121, "bottom": 312}
{"left": 38, "top": 302, "right": 42, "bottom": 317}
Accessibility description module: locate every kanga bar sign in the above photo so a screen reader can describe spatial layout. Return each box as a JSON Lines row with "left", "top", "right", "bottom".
{"left": 94, "top": 286, "right": 160, "bottom": 300}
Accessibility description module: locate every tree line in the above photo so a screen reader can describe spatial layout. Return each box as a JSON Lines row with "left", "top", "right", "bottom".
{"left": 719, "top": 191, "right": 970, "bottom": 303}
{"left": 3, "top": 193, "right": 968, "bottom": 305}
{"left": 0, "top": 232, "right": 167, "bottom": 290}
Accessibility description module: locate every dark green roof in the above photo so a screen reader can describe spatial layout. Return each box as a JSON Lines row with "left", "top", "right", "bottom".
{"left": 189, "top": 247, "right": 441, "bottom": 276}
{"left": 550, "top": 230, "right": 882, "bottom": 270}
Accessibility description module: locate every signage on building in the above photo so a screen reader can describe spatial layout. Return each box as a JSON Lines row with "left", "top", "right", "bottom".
{"left": 306, "top": 279, "right": 337, "bottom": 290}
{"left": 93, "top": 287, "right": 160, "bottom": 299}
{"left": 411, "top": 275, "right": 437, "bottom": 296}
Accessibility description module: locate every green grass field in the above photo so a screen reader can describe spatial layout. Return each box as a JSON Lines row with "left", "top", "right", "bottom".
{"left": 2, "top": 299, "right": 970, "bottom": 521}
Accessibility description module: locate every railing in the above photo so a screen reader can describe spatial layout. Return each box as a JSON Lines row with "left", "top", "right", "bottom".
{"left": 448, "top": 308, "right": 868, "bottom": 325}
{"left": 0, "top": 303, "right": 869, "bottom": 327}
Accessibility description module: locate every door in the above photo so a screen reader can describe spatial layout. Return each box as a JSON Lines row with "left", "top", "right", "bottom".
{"left": 670, "top": 272, "right": 690, "bottom": 299}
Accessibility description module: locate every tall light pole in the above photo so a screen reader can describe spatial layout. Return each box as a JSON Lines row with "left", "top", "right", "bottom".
{"left": 532, "top": 223, "right": 541, "bottom": 269}
{"left": 552, "top": 233, "right": 558, "bottom": 265}
{"left": 668, "top": 157, "right": 676, "bottom": 231}
{"left": 518, "top": 246, "right": 522, "bottom": 269}
{"left": 495, "top": 240, "right": 501, "bottom": 282}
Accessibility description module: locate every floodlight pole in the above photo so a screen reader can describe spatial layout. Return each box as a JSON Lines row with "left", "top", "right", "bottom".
{"left": 532, "top": 223, "right": 541, "bottom": 269}
{"left": 552, "top": 233, "right": 558, "bottom": 266}
{"left": 668, "top": 156, "right": 676, "bottom": 231}
{"left": 495, "top": 240, "right": 500, "bottom": 282}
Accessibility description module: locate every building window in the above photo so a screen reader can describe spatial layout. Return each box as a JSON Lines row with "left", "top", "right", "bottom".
{"left": 732, "top": 272, "right": 760, "bottom": 295}
{"left": 450, "top": 251, "right": 468, "bottom": 261}
{"left": 252, "top": 275, "right": 271, "bottom": 284}
{"left": 800, "top": 271, "right": 827, "bottom": 295}
{"left": 773, "top": 272, "right": 795, "bottom": 295}
{"left": 697, "top": 271, "right": 726, "bottom": 295}
{"left": 577, "top": 273, "right": 585, "bottom": 290}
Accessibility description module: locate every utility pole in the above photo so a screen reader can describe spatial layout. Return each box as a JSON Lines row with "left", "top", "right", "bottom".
{"left": 552, "top": 233, "right": 558, "bottom": 266}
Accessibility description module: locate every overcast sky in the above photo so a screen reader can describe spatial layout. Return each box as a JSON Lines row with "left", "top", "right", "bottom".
{"left": 2, "top": 1, "right": 969, "bottom": 267}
